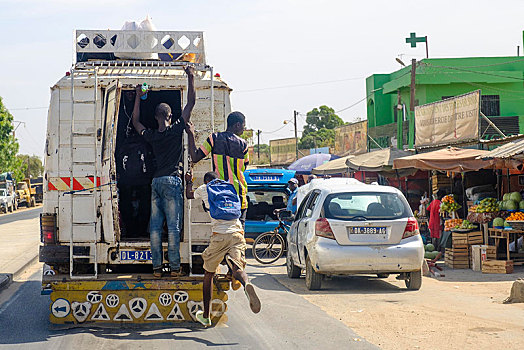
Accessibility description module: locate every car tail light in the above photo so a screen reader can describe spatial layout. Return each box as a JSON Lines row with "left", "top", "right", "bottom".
{"left": 41, "top": 213, "right": 57, "bottom": 244}
{"left": 402, "top": 217, "right": 420, "bottom": 239}
{"left": 315, "top": 218, "right": 335, "bottom": 240}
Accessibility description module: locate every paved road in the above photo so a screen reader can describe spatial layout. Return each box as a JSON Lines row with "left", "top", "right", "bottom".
{"left": 0, "top": 260, "right": 377, "bottom": 349}
{"left": 0, "top": 207, "right": 42, "bottom": 225}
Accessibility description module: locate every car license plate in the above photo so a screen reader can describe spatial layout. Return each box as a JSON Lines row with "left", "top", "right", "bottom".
{"left": 348, "top": 226, "right": 387, "bottom": 235}
{"left": 120, "top": 251, "right": 152, "bottom": 261}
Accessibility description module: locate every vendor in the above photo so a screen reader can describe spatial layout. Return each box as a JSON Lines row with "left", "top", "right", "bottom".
{"left": 427, "top": 190, "right": 443, "bottom": 248}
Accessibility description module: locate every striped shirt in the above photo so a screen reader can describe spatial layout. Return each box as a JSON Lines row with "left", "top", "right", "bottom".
{"left": 199, "top": 132, "right": 249, "bottom": 209}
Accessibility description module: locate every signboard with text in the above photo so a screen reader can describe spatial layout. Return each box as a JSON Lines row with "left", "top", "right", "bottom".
{"left": 269, "top": 138, "right": 297, "bottom": 165}
{"left": 334, "top": 120, "right": 367, "bottom": 156}
{"left": 415, "top": 90, "right": 480, "bottom": 147}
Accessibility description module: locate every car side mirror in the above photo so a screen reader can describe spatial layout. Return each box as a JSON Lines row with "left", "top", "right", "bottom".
{"left": 278, "top": 210, "right": 294, "bottom": 221}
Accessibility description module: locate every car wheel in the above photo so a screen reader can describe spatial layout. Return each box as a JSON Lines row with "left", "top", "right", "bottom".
{"left": 305, "top": 256, "right": 322, "bottom": 290}
{"left": 405, "top": 269, "right": 422, "bottom": 290}
{"left": 377, "top": 273, "right": 389, "bottom": 278}
{"left": 286, "top": 254, "right": 301, "bottom": 279}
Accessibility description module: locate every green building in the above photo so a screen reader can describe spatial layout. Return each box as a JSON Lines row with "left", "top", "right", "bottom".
{"left": 366, "top": 56, "right": 524, "bottom": 149}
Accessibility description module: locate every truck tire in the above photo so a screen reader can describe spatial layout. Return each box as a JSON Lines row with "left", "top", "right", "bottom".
{"left": 405, "top": 269, "right": 422, "bottom": 290}
{"left": 305, "top": 256, "right": 322, "bottom": 290}
{"left": 30, "top": 198, "right": 35, "bottom": 207}
{"left": 13, "top": 201, "right": 17, "bottom": 210}
{"left": 8, "top": 204, "right": 12, "bottom": 213}
{"left": 286, "top": 254, "right": 301, "bottom": 279}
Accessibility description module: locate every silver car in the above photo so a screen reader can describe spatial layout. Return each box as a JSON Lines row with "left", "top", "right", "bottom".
{"left": 286, "top": 178, "right": 425, "bottom": 290}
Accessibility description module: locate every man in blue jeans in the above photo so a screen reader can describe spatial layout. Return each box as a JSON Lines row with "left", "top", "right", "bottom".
{"left": 132, "top": 66, "right": 195, "bottom": 277}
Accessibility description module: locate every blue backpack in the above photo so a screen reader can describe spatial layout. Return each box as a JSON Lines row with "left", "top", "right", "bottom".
{"left": 206, "top": 179, "right": 241, "bottom": 220}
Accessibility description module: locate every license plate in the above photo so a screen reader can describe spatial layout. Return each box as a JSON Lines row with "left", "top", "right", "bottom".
{"left": 348, "top": 226, "right": 387, "bottom": 235}
{"left": 120, "top": 251, "right": 152, "bottom": 261}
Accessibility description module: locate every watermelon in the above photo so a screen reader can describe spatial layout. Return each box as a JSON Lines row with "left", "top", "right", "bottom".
{"left": 503, "top": 193, "right": 511, "bottom": 201}
{"left": 425, "top": 243, "right": 435, "bottom": 252}
{"left": 430, "top": 251, "right": 440, "bottom": 259}
{"left": 493, "top": 217, "right": 504, "bottom": 227}
{"left": 506, "top": 200, "right": 518, "bottom": 211}
{"left": 510, "top": 192, "right": 522, "bottom": 203}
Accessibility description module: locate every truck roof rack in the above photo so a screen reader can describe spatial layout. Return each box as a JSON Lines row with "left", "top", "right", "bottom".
{"left": 75, "top": 30, "right": 206, "bottom": 65}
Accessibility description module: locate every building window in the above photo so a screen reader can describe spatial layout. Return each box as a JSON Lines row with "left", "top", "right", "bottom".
{"left": 442, "top": 95, "right": 500, "bottom": 116}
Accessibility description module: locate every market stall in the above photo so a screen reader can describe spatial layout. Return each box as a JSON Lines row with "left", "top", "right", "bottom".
{"left": 311, "top": 155, "right": 354, "bottom": 176}
{"left": 394, "top": 146, "right": 524, "bottom": 272}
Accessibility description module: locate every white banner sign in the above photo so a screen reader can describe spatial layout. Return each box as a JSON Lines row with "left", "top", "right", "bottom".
{"left": 415, "top": 90, "right": 480, "bottom": 147}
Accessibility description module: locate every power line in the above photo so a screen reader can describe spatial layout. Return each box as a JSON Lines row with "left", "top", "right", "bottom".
{"left": 9, "top": 106, "right": 48, "bottom": 111}
{"left": 234, "top": 76, "right": 365, "bottom": 93}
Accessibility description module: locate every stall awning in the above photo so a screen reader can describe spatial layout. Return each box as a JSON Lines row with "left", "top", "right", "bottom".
{"left": 393, "top": 147, "right": 493, "bottom": 172}
{"left": 479, "top": 139, "right": 524, "bottom": 160}
{"left": 346, "top": 148, "right": 416, "bottom": 178}
{"left": 311, "top": 155, "right": 354, "bottom": 175}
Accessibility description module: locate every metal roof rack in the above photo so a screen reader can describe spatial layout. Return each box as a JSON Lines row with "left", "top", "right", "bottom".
{"left": 75, "top": 30, "right": 206, "bottom": 65}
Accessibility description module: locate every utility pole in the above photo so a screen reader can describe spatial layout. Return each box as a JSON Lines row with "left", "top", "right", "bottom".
{"left": 294, "top": 110, "right": 298, "bottom": 160}
{"left": 409, "top": 59, "right": 417, "bottom": 112}
{"left": 256, "top": 129, "right": 261, "bottom": 162}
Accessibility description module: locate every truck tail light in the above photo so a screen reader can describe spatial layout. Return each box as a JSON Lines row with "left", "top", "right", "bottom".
{"left": 41, "top": 213, "right": 57, "bottom": 244}
{"left": 402, "top": 217, "right": 420, "bottom": 239}
{"left": 315, "top": 218, "right": 335, "bottom": 240}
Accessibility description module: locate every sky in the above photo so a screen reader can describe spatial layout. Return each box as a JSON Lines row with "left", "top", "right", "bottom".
{"left": 1, "top": 0, "right": 524, "bottom": 157}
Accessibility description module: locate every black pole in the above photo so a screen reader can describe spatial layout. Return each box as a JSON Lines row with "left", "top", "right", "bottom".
{"left": 257, "top": 129, "right": 261, "bottom": 162}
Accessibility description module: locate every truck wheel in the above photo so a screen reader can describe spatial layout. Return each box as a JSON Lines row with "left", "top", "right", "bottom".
{"left": 286, "top": 254, "right": 301, "bottom": 279}
{"left": 30, "top": 198, "right": 35, "bottom": 207}
{"left": 305, "top": 256, "right": 322, "bottom": 290}
{"left": 8, "top": 204, "right": 12, "bottom": 213}
{"left": 405, "top": 269, "right": 422, "bottom": 290}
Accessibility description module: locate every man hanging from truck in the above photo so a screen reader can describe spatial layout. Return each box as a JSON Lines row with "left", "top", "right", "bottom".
{"left": 185, "top": 111, "right": 250, "bottom": 229}
{"left": 132, "top": 65, "right": 195, "bottom": 277}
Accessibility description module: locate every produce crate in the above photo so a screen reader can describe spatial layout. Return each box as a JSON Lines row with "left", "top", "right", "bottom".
{"left": 507, "top": 220, "right": 524, "bottom": 231}
{"left": 481, "top": 260, "right": 513, "bottom": 274}
{"left": 470, "top": 245, "right": 496, "bottom": 271}
{"left": 445, "top": 247, "right": 470, "bottom": 269}
{"left": 452, "top": 233, "right": 469, "bottom": 246}
{"left": 467, "top": 231, "right": 484, "bottom": 245}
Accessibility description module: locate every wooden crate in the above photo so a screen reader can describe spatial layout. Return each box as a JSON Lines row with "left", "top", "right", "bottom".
{"left": 482, "top": 260, "right": 513, "bottom": 274}
{"left": 485, "top": 246, "right": 496, "bottom": 260}
{"left": 452, "top": 233, "right": 469, "bottom": 246}
{"left": 467, "top": 231, "right": 484, "bottom": 245}
{"left": 445, "top": 247, "right": 470, "bottom": 268}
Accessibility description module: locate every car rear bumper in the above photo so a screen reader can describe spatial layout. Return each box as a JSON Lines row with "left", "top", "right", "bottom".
{"left": 308, "top": 235, "right": 424, "bottom": 274}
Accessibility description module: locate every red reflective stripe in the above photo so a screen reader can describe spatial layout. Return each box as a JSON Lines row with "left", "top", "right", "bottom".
{"left": 61, "top": 177, "right": 71, "bottom": 187}
{"left": 48, "top": 182, "right": 57, "bottom": 191}
{"left": 72, "top": 178, "right": 83, "bottom": 191}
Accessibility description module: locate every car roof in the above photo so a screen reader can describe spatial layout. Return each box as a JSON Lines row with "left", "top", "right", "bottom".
{"left": 305, "top": 178, "right": 402, "bottom": 195}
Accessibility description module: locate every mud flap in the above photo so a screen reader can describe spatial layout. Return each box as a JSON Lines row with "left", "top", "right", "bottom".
{"left": 45, "top": 277, "right": 229, "bottom": 325}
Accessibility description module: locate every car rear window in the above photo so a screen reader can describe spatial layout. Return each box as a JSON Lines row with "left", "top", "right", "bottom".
{"left": 323, "top": 192, "right": 412, "bottom": 221}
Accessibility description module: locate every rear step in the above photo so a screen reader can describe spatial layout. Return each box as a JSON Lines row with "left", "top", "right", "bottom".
{"left": 43, "top": 274, "right": 230, "bottom": 324}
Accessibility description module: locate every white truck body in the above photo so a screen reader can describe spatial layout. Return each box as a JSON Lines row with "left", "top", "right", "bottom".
{"left": 42, "top": 30, "right": 231, "bottom": 275}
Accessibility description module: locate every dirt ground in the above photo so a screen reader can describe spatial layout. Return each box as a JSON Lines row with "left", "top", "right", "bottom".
{"left": 260, "top": 259, "right": 524, "bottom": 350}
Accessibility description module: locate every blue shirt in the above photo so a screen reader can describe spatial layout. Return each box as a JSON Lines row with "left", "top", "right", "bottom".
{"left": 287, "top": 189, "right": 298, "bottom": 213}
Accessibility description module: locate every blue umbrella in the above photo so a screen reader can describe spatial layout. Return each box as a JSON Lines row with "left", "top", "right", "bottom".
{"left": 288, "top": 153, "right": 340, "bottom": 175}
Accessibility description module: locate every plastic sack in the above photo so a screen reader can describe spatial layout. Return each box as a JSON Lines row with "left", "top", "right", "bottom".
{"left": 116, "top": 15, "right": 159, "bottom": 60}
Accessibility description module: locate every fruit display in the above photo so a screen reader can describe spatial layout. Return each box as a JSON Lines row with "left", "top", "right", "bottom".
{"left": 500, "top": 192, "right": 523, "bottom": 211}
{"left": 505, "top": 211, "right": 524, "bottom": 221}
{"left": 458, "top": 219, "right": 476, "bottom": 229}
{"left": 493, "top": 217, "right": 505, "bottom": 228}
{"left": 440, "top": 194, "right": 461, "bottom": 213}
{"left": 474, "top": 198, "right": 498, "bottom": 213}
{"left": 424, "top": 243, "right": 439, "bottom": 259}
{"left": 445, "top": 219, "right": 463, "bottom": 231}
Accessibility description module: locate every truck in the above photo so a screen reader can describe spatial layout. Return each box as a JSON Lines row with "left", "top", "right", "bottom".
{"left": 0, "top": 172, "right": 18, "bottom": 211}
{"left": 40, "top": 28, "right": 233, "bottom": 325}
{"left": 16, "top": 179, "right": 36, "bottom": 208}
{"left": 30, "top": 177, "right": 44, "bottom": 203}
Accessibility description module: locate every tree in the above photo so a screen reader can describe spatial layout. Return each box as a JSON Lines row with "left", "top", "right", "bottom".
{"left": 251, "top": 143, "right": 270, "bottom": 165}
{"left": 299, "top": 105, "right": 345, "bottom": 149}
{"left": 0, "top": 97, "right": 25, "bottom": 182}
{"left": 17, "top": 154, "right": 43, "bottom": 179}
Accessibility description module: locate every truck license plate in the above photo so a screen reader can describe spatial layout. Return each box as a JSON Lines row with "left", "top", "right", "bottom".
{"left": 348, "top": 226, "right": 387, "bottom": 235}
{"left": 120, "top": 251, "right": 152, "bottom": 261}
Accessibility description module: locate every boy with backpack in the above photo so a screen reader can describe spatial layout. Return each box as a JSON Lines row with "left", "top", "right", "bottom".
{"left": 185, "top": 170, "right": 261, "bottom": 327}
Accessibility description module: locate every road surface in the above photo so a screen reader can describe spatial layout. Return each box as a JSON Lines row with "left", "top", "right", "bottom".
{"left": 0, "top": 206, "right": 41, "bottom": 225}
